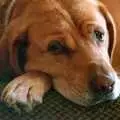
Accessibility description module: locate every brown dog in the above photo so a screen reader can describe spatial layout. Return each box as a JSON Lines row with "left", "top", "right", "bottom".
{"left": 0, "top": 0, "right": 120, "bottom": 110}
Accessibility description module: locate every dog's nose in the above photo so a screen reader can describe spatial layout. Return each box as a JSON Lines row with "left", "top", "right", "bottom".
{"left": 89, "top": 62, "right": 115, "bottom": 93}
{"left": 91, "top": 73, "right": 115, "bottom": 93}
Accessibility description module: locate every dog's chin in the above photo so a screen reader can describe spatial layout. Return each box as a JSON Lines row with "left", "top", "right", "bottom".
{"left": 53, "top": 76, "right": 120, "bottom": 107}
{"left": 61, "top": 89, "right": 120, "bottom": 107}
{"left": 61, "top": 91, "right": 120, "bottom": 107}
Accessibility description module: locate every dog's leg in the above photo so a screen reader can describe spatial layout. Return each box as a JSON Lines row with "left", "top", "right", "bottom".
{"left": 1, "top": 72, "right": 52, "bottom": 112}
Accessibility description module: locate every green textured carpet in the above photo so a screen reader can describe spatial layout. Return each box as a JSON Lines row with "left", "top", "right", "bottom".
{"left": 0, "top": 90, "right": 120, "bottom": 120}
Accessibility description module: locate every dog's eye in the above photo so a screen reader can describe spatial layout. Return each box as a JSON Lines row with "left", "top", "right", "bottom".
{"left": 48, "top": 40, "right": 65, "bottom": 54}
{"left": 94, "top": 30, "right": 104, "bottom": 42}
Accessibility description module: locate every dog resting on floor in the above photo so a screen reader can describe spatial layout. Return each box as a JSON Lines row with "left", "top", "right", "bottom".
{"left": 0, "top": 0, "right": 120, "bottom": 111}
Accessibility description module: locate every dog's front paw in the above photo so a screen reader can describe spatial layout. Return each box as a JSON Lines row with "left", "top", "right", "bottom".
{"left": 1, "top": 72, "right": 51, "bottom": 112}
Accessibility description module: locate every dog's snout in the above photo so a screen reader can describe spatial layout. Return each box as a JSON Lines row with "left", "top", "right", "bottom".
{"left": 91, "top": 73, "right": 115, "bottom": 93}
{"left": 89, "top": 62, "right": 115, "bottom": 93}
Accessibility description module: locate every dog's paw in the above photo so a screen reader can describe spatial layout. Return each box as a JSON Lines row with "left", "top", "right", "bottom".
{"left": 1, "top": 72, "right": 51, "bottom": 112}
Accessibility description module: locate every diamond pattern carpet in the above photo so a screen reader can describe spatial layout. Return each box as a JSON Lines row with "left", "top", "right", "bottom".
{"left": 0, "top": 90, "right": 120, "bottom": 120}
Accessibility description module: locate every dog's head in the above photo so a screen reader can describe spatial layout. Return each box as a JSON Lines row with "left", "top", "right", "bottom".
{"left": 1, "top": 0, "right": 120, "bottom": 106}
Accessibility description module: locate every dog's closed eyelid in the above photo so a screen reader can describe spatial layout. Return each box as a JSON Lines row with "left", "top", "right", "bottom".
{"left": 48, "top": 40, "right": 66, "bottom": 53}
{"left": 47, "top": 40, "right": 74, "bottom": 55}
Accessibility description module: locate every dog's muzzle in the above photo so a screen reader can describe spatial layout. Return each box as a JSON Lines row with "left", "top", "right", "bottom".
{"left": 89, "top": 63, "right": 115, "bottom": 93}
{"left": 88, "top": 62, "right": 120, "bottom": 105}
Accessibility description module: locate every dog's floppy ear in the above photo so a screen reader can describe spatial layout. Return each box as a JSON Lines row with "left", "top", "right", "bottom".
{"left": 98, "top": 2, "right": 116, "bottom": 60}
{"left": 10, "top": 31, "right": 28, "bottom": 74}
{"left": 0, "top": 19, "right": 28, "bottom": 75}
{"left": 8, "top": 22, "right": 29, "bottom": 74}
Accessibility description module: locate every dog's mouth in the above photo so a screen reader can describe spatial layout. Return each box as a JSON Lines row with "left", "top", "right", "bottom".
{"left": 90, "top": 91, "right": 119, "bottom": 106}
{"left": 62, "top": 89, "right": 120, "bottom": 107}
{"left": 52, "top": 75, "right": 120, "bottom": 107}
